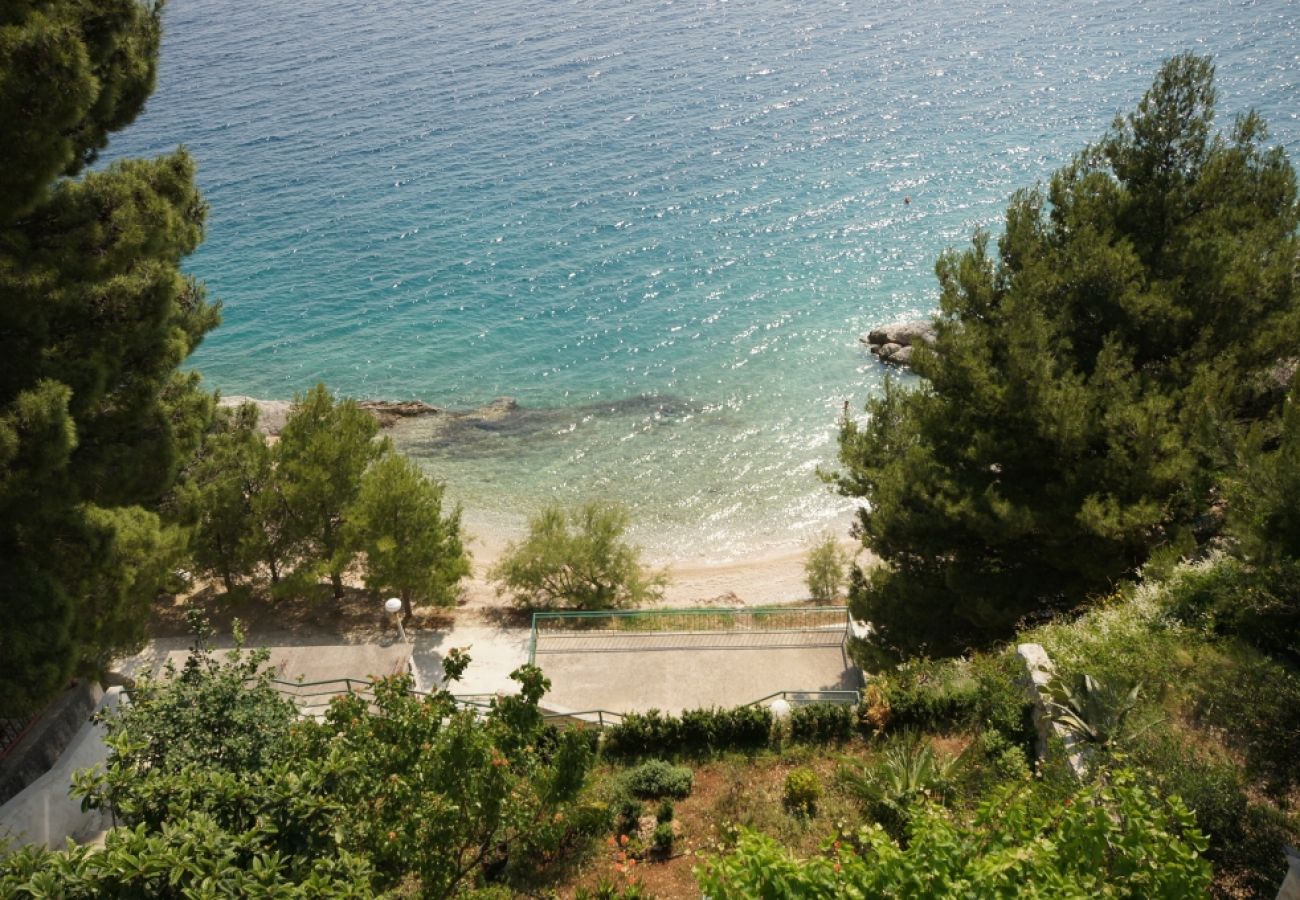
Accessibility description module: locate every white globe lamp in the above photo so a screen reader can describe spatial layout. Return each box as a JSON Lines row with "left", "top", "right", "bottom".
{"left": 384, "top": 597, "right": 407, "bottom": 642}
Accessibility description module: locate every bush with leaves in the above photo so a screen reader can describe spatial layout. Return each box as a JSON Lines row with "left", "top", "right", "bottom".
{"left": 839, "top": 731, "right": 963, "bottom": 839}
{"left": 1044, "top": 672, "right": 1159, "bottom": 753}
{"left": 602, "top": 705, "right": 774, "bottom": 758}
{"left": 75, "top": 614, "right": 297, "bottom": 830}
{"left": 697, "top": 770, "right": 1212, "bottom": 898}
{"left": 789, "top": 702, "right": 855, "bottom": 744}
{"left": 489, "top": 502, "right": 666, "bottom": 609}
{"left": 9, "top": 621, "right": 598, "bottom": 897}
{"left": 623, "top": 759, "right": 694, "bottom": 799}
{"left": 782, "top": 767, "right": 823, "bottom": 817}
{"left": 868, "top": 658, "right": 982, "bottom": 732}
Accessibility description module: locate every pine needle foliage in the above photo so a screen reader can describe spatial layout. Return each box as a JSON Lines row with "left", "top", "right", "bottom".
{"left": 832, "top": 54, "right": 1299, "bottom": 660}
{"left": 0, "top": 0, "right": 220, "bottom": 713}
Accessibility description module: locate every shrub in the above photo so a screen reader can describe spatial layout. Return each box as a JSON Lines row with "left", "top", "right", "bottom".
{"left": 652, "top": 821, "right": 675, "bottom": 856}
{"left": 839, "top": 731, "right": 962, "bottom": 839}
{"left": 624, "top": 760, "right": 694, "bottom": 799}
{"left": 783, "top": 768, "right": 822, "bottom": 816}
{"left": 957, "top": 730, "right": 1030, "bottom": 797}
{"left": 789, "top": 702, "right": 854, "bottom": 744}
{"left": 603, "top": 705, "right": 773, "bottom": 759}
{"left": 857, "top": 683, "right": 892, "bottom": 737}
{"left": 603, "top": 709, "right": 680, "bottom": 758}
{"left": 699, "top": 770, "right": 1211, "bottom": 897}
{"left": 1134, "top": 730, "right": 1297, "bottom": 895}
{"left": 804, "top": 533, "right": 850, "bottom": 602}
{"left": 1044, "top": 673, "right": 1154, "bottom": 752}
{"left": 613, "top": 792, "right": 644, "bottom": 835}
{"left": 872, "top": 658, "right": 982, "bottom": 732}
{"left": 656, "top": 799, "right": 674, "bottom": 824}
{"left": 489, "top": 502, "right": 667, "bottom": 609}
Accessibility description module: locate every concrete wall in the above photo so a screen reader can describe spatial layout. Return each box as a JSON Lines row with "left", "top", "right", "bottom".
{"left": 0, "top": 680, "right": 101, "bottom": 805}
{"left": 0, "top": 688, "right": 124, "bottom": 849}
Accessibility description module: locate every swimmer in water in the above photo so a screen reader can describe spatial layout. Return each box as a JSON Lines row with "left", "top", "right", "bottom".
{"left": 904, "top": 195, "right": 911, "bottom": 205}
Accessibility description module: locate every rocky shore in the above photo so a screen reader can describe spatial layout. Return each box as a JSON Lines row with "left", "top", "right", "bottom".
{"left": 861, "top": 318, "right": 937, "bottom": 367}
{"left": 217, "top": 395, "right": 516, "bottom": 436}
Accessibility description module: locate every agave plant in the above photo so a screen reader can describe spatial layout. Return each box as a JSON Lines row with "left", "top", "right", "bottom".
{"left": 839, "top": 730, "right": 962, "bottom": 840}
{"left": 1044, "top": 673, "right": 1159, "bottom": 750}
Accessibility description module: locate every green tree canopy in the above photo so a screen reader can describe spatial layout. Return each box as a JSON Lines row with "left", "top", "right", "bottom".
{"left": 1, "top": 623, "right": 600, "bottom": 897}
{"left": 0, "top": 0, "right": 219, "bottom": 713}
{"left": 1225, "top": 374, "right": 1300, "bottom": 657}
{"left": 272, "top": 383, "right": 385, "bottom": 600}
{"left": 177, "top": 402, "right": 273, "bottom": 595}
{"left": 833, "top": 54, "right": 1299, "bottom": 662}
{"left": 346, "top": 452, "right": 470, "bottom": 616}
{"left": 489, "top": 501, "right": 667, "bottom": 609}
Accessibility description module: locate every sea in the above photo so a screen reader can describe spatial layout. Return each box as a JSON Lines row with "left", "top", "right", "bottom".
{"left": 107, "top": 0, "right": 1300, "bottom": 563}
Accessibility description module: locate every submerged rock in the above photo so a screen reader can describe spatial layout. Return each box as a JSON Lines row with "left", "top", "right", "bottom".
{"left": 357, "top": 399, "right": 442, "bottom": 428}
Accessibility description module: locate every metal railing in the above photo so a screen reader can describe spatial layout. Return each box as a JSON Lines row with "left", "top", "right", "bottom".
{"left": 529, "top": 605, "right": 851, "bottom": 665}
{"left": 259, "top": 677, "right": 856, "bottom": 728}
{"left": 745, "top": 689, "right": 862, "bottom": 707}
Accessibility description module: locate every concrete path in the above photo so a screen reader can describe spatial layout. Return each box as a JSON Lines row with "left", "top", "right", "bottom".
{"left": 410, "top": 622, "right": 531, "bottom": 697}
{"left": 116, "top": 634, "right": 411, "bottom": 685}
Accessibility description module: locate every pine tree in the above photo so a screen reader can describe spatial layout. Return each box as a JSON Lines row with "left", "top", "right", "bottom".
{"left": 178, "top": 403, "right": 273, "bottom": 595}
{"left": 1226, "top": 374, "right": 1300, "bottom": 657}
{"left": 833, "top": 55, "right": 1299, "bottom": 662}
{"left": 274, "top": 384, "right": 385, "bottom": 600}
{"left": 346, "top": 454, "right": 470, "bottom": 616}
{"left": 0, "top": 0, "right": 220, "bottom": 712}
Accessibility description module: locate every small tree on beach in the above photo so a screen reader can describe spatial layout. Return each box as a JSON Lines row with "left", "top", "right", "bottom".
{"left": 805, "top": 532, "right": 851, "bottom": 602}
{"left": 490, "top": 502, "right": 667, "bottom": 609}
{"left": 346, "top": 453, "right": 471, "bottom": 616}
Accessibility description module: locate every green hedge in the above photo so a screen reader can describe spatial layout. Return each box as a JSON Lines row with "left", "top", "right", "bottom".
{"left": 603, "top": 705, "right": 773, "bottom": 758}
{"left": 789, "top": 702, "right": 854, "bottom": 744}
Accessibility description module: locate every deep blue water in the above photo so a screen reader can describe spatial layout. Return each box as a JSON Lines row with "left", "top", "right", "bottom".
{"left": 109, "top": 0, "right": 1300, "bottom": 561}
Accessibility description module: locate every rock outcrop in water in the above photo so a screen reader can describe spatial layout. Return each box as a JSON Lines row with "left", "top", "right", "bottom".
{"left": 218, "top": 395, "right": 448, "bottom": 435}
{"left": 861, "top": 318, "right": 937, "bottom": 368}
{"left": 356, "top": 399, "right": 442, "bottom": 428}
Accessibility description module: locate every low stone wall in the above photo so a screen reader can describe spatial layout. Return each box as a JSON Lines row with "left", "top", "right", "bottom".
{"left": 0, "top": 680, "right": 102, "bottom": 806}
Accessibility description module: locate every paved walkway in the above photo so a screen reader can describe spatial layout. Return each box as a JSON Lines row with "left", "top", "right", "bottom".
{"left": 116, "top": 634, "right": 411, "bottom": 685}
{"left": 410, "top": 623, "right": 531, "bottom": 696}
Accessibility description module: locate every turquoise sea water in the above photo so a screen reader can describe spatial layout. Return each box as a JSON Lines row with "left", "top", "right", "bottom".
{"left": 110, "top": 0, "right": 1300, "bottom": 561}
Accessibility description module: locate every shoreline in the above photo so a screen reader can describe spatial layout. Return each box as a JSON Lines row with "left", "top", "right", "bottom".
{"left": 217, "top": 394, "right": 867, "bottom": 608}
{"left": 456, "top": 509, "right": 868, "bottom": 610}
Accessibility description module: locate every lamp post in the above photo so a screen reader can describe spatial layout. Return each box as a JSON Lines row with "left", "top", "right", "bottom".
{"left": 385, "top": 596, "right": 407, "bottom": 643}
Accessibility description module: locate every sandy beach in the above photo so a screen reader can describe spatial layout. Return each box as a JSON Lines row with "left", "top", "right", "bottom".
{"left": 454, "top": 509, "right": 867, "bottom": 610}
